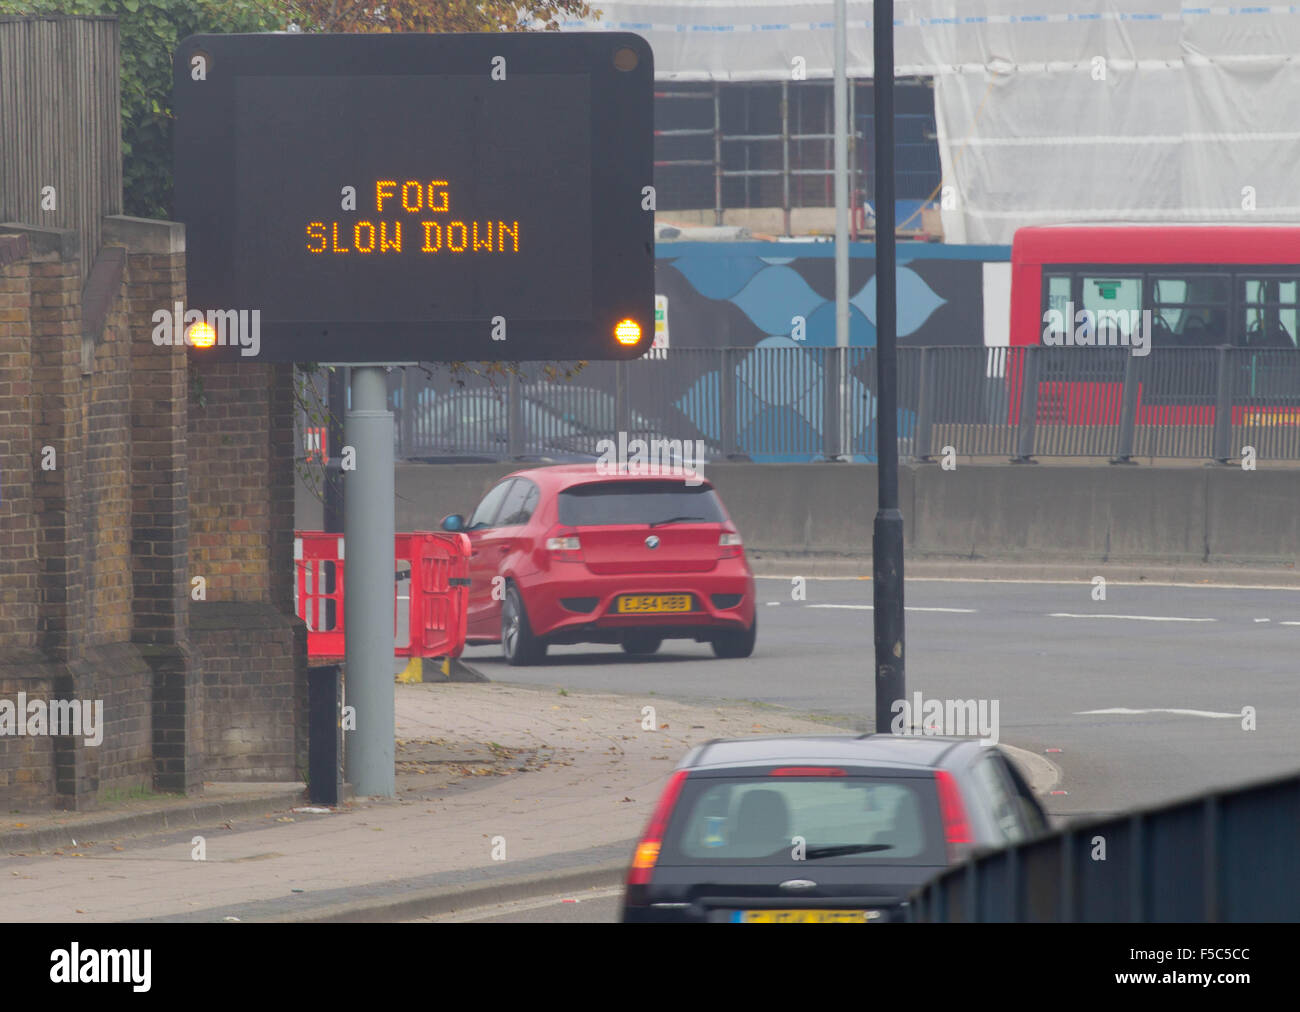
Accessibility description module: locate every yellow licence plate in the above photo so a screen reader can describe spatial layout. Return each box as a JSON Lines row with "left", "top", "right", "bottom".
{"left": 734, "top": 909, "right": 872, "bottom": 923}
{"left": 617, "top": 594, "right": 692, "bottom": 613}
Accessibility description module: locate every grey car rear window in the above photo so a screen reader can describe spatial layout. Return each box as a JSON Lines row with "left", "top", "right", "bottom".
{"left": 558, "top": 481, "right": 725, "bottom": 527}
{"left": 661, "top": 776, "right": 945, "bottom": 865}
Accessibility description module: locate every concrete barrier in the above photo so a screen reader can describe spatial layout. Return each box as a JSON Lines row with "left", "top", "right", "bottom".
{"left": 1204, "top": 467, "right": 1300, "bottom": 565}
{"left": 393, "top": 463, "right": 520, "bottom": 533}
{"left": 296, "top": 461, "right": 1300, "bottom": 574}
{"left": 909, "top": 465, "right": 1212, "bottom": 563}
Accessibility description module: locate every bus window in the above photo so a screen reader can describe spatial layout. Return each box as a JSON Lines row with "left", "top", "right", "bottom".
{"left": 1042, "top": 275, "right": 1070, "bottom": 339}
{"left": 1151, "top": 274, "right": 1230, "bottom": 347}
{"left": 1241, "top": 277, "right": 1298, "bottom": 349}
{"left": 1082, "top": 275, "right": 1141, "bottom": 345}
{"left": 1046, "top": 275, "right": 1070, "bottom": 316}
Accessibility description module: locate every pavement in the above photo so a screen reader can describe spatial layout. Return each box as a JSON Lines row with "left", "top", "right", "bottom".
{"left": 0, "top": 680, "right": 1057, "bottom": 923}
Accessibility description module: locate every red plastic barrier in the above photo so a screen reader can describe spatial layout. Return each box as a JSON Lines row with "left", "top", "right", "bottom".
{"left": 395, "top": 532, "right": 472, "bottom": 659}
{"left": 303, "top": 425, "right": 327, "bottom": 464}
{"left": 294, "top": 530, "right": 471, "bottom": 661}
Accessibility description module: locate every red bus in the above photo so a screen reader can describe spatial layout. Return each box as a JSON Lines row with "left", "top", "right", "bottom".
{"left": 1008, "top": 224, "right": 1300, "bottom": 426}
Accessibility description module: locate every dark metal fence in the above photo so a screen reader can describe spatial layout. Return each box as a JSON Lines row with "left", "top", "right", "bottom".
{"left": 908, "top": 767, "right": 1300, "bottom": 922}
{"left": 384, "top": 346, "right": 1300, "bottom": 463}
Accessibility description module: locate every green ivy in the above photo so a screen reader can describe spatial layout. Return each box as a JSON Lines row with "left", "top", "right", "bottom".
{"left": 0, "top": 0, "right": 288, "bottom": 218}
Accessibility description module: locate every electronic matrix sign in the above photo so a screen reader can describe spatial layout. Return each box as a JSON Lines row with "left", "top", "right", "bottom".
{"left": 172, "top": 32, "right": 654, "bottom": 362}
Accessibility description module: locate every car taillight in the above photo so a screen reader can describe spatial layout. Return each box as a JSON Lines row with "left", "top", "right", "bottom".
{"left": 934, "top": 769, "right": 973, "bottom": 861}
{"left": 544, "top": 526, "right": 583, "bottom": 561}
{"left": 627, "top": 769, "right": 688, "bottom": 886}
{"left": 719, "top": 531, "right": 742, "bottom": 559}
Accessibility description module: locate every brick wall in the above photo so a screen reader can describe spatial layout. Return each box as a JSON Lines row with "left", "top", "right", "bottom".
{"left": 29, "top": 247, "right": 86, "bottom": 663}
{"left": 194, "top": 603, "right": 306, "bottom": 781}
{"left": 0, "top": 220, "right": 308, "bottom": 810}
{"left": 188, "top": 363, "right": 275, "bottom": 602}
{"left": 1, "top": 230, "right": 156, "bottom": 808}
{"left": 189, "top": 359, "right": 307, "bottom": 781}
{"left": 0, "top": 235, "right": 37, "bottom": 648}
{"left": 117, "top": 224, "right": 205, "bottom": 795}
{"left": 124, "top": 237, "right": 190, "bottom": 647}
{"left": 2, "top": 14, "right": 307, "bottom": 809}
{"left": 85, "top": 264, "right": 132, "bottom": 646}
{"left": 0, "top": 661, "right": 56, "bottom": 806}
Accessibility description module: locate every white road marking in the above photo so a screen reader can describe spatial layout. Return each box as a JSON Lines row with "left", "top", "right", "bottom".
{"left": 754, "top": 575, "right": 1300, "bottom": 591}
{"left": 806, "top": 604, "right": 977, "bottom": 613}
{"left": 1281, "top": 621, "right": 1300, "bottom": 626}
{"left": 1255, "top": 618, "right": 1271, "bottom": 623}
{"left": 1048, "top": 613, "right": 1214, "bottom": 622}
{"left": 765, "top": 601, "right": 782, "bottom": 606}
{"left": 1076, "top": 707, "right": 1240, "bottom": 719}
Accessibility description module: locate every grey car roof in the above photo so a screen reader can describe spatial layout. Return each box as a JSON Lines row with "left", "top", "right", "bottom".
{"left": 681, "top": 734, "right": 988, "bottom": 772}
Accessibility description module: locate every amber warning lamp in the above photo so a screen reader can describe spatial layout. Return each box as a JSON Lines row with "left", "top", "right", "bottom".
{"left": 614, "top": 318, "right": 642, "bottom": 346}
{"left": 188, "top": 321, "right": 217, "bottom": 348}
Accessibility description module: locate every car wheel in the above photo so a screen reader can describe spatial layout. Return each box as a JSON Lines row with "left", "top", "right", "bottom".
{"left": 501, "top": 584, "right": 546, "bottom": 666}
{"left": 710, "top": 615, "right": 756, "bottom": 659}
{"left": 621, "top": 632, "right": 663, "bottom": 656}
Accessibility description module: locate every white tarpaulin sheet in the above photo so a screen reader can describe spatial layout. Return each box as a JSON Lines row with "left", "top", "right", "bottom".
{"left": 558, "top": 3, "right": 1300, "bottom": 243}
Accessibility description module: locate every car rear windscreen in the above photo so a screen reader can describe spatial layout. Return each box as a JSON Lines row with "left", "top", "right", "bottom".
{"left": 660, "top": 776, "right": 945, "bottom": 865}
{"left": 558, "top": 481, "right": 725, "bottom": 527}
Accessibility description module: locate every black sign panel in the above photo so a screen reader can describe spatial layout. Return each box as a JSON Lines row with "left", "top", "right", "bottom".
{"left": 172, "top": 32, "right": 654, "bottom": 362}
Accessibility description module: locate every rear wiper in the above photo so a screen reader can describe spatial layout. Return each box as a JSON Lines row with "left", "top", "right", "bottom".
{"left": 648, "top": 515, "right": 707, "bottom": 527}
{"left": 804, "top": 844, "right": 894, "bottom": 859}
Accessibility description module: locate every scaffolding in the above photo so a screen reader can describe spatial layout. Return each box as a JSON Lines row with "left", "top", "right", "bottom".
{"left": 653, "top": 80, "right": 940, "bottom": 239}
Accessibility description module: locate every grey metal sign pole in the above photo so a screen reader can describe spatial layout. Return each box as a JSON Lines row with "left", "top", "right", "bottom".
{"left": 872, "top": 0, "right": 906, "bottom": 732}
{"left": 343, "top": 365, "right": 396, "bottom": 797}
{"left": 834, "top": 0, "right": 851, "bottom": 460}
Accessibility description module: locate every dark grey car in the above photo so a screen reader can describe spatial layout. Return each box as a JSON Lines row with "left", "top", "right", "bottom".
{"left": 621, "top": 734, "right": 1049, "bottom": 923}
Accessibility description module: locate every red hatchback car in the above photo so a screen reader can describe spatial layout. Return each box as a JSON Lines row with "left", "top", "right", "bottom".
{"left": 440, "top": 465, "right": 757, "bottom": 665}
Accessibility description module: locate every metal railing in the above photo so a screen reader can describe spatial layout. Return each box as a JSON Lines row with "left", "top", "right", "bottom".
{"left": 384, "top": 346, "right": 1300, "bottom": 464}
{"left": 907, "top": 766, "right": 1300, "bottom": 922}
